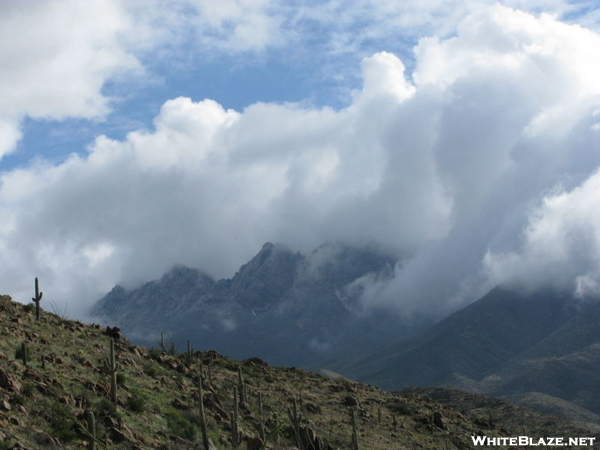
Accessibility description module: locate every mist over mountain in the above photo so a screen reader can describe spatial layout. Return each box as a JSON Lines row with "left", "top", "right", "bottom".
{"left": 92, "top": 242, "right": 411, "bottom": 367}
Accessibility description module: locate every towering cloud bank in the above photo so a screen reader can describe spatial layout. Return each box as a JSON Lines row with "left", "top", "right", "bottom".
{"left": 1, "top": 4, "right": 600, "bottom": 319}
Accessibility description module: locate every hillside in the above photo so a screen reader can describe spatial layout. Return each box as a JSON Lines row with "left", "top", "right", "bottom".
{"left": 325, "top": 287, "right": 574, "bottom": 389}
{"left": 324, "top": 286, "right": 600, "bottom": 422}
{"left": 2, "top": 294, "right": 597, "bottom": 449}
{"left": 478, "top": 297, "right": 600, "bottom": 412}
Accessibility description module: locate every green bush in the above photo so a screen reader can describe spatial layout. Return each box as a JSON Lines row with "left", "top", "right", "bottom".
{"left": 148, "top": 348, "right": 162, "bottom": 360}
{"left": 126, "top": 392, "right": 146, "bottom": 413}
{"left": 47, "top": 401, "right": 77, "bottom": 442}
{"left": 14, "top": 343, "right": 29, "bottom": 362}
{"left": 11, "top": 393, "right": 26, "bottom": 406}
{"left": 22, "top": 382, "right": 35, "bottom": 398}
{"left": 165, "top": 410, "right": 197, "bottom": 441}
{"left": 143, "top": 360, "right": 159, "bottom": 377}
{"left": 22, "top": 303, "right": 35, "bottom": 313}
{"left": 95, "top": 397, "right": 118, "bottom": 418}
{"left": 386, "top": 401, "right": 413, "bottom": 416}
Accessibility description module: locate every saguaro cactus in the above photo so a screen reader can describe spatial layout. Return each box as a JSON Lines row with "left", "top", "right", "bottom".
{"left": 186, "top": 339, "right": 193, "bottom": 366}
{"left": 350, "top": 408, "right": 360, "bottom": 450}
{"left": 20, "top": 342, "right": 28, "bottom": 366}
{"left": 32, "top": 277, "right": 43, "bottom": 320}
{"left": 237, "top": 365, "right": 246, "bottom": 404}
{"left": 86, "top": 410, "right": 96, "bottom": 450}
{"left": 288, "top": 398, "right": 302, "bottom": 448}
{"left": 258, "top": 392, "right": 265, "bottom": 442}
{"left": 198, "top": 374, "right": 209, "bottom": 450}
{"left": 103, "top": 338, "right": 119, "bottom": 404}
{"left": 231, "top": 386, "right": 242, "bottom": 448}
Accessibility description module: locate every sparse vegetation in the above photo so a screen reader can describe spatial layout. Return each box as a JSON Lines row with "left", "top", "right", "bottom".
{"left": 47, "top": 400, "right": 77, "bottom": 442}
{"left": 126, "top": 390, "right": 146, "bottom": 413}
{"left": 166, "top": 410, "right": 197, "bottom": 440}
{"left": 1, "top": 294, "right": 599, "bottom": 449}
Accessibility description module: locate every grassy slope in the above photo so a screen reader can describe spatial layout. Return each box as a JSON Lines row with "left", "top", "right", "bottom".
{"left": 324, "top": 287, "right": 572, "bottom": 391}
{"left": 1, "top": 294, "right": 598, "bottom": 449}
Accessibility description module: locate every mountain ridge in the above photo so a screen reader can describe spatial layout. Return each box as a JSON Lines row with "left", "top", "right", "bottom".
{"left": 92, "top": 242, "right": 404, "bottom": 367}
{"left": 323, "top": 285, "right": 600, "bottom": 422}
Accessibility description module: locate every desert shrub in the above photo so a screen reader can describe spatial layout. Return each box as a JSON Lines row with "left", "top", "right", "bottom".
{"left": 165, "top": 410, "right": 197, "bottom": 441}
{"left": 143, "top": 360, "right": 159, "bottom": 377}
{"left": 126, "top": 391, "right": 146, "bottom": 413}
{"left": 148, "top": 348, "right": 162, "bottom": 360}
{"left": 14, "top": 343, "right": 30, "bottom": 362}
{"left": 116, "top": 372, "right": 126, "bottom": 385}
{"left": 386, "top": 401, "right": 413, "bottom": 416}
{"left": 11, "top": 393, "right": 26, "bottom": 406}
{"left": 181, "top": 409, "right": 201, "bottom": 424}
{"left": 22, "top": 303, "right": 35, "bottom": 313}
{"left": 47, "top": 401, "right": 77, "bottom": 442}
{"left": 95, "top": 397, "right": 118, "bottom": 418}
{"left": 22, "top": 382, "right": 35, "bottom": 398}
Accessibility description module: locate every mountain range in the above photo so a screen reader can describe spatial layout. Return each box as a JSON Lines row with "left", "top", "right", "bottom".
{"left": 92, "top": 242, "right": 409, "bottom": 367}
{"left": 92, "top": 242, "right": 600, "bottom": 424}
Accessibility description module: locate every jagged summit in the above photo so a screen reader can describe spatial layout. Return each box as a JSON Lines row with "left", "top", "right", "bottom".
{"left": 92, "top": 242, "right": 403, "bottom": 367}
{"left": 229, "top": 242, "right": 304, "bottom": 309}
{"left": 92, "top": 265, "right": 215, "bottom": 324}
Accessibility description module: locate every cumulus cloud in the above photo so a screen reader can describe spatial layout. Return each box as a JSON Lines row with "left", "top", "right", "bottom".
{"left": 2, "top": 3, "right": 600, "bottom": 321}
{"left": 0, "top": 0, "right": 285, "bottom": 160}
{"left": 364, "top": 4, "right": 600, "bottom": 318}
{"left": 0, "top": 0, "right": 140, "bottom": 157}
{"left": 485, "top": 169, "right": 600, "bottom": 296}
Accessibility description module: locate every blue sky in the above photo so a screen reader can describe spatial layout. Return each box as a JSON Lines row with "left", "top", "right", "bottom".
{"left": 9, "top": 52, "right": 315, "bottom": 167}
{"left": 2, "top": 0, "right": 600, "bottom": 319}
{"left": 1, "top": 0, "right": 447, "bottom": 170}
{"left": 4, "top": 0, "right": 594, "bottom": 170}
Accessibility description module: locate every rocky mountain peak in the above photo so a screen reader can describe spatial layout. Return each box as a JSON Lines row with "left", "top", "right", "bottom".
{"left": 229, "top": 242, "right": 305, "bottom": 309}
{"left": 158, "top": 265, "right": 215, "bottom": 298}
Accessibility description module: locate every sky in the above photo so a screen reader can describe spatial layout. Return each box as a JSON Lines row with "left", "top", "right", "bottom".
{"left": 2, "top": 0, "right": 600, "bottom": 320}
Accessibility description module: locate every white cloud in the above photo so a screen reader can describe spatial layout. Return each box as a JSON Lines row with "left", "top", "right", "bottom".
{"left": 485, "top": 169, "right": 600, "bottom": 296}
{"left": 2, "top": 3, "right": 600, "bottom": 321}
{"left": 0, "top": 120, "right": 21, "bottom": 158}
{"left": 0, "top": 0, "right": 142, "bottom": 158}
{"left": 189, "top": 0, "right": 284, "bottom": 51}
{"left": 0, "top": 0, "right": 285, "bottom": 160}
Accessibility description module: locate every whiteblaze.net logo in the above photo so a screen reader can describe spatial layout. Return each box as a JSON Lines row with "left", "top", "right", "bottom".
{"left": 471, "top": 436, "right": 596, "bottom": 446}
